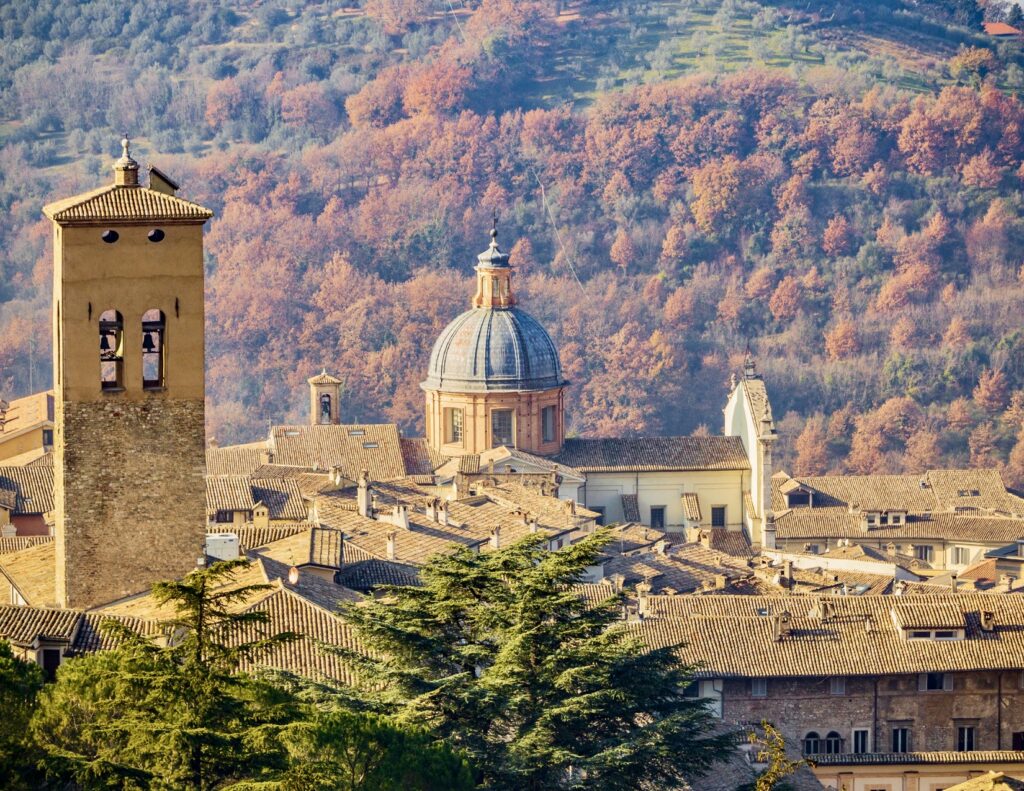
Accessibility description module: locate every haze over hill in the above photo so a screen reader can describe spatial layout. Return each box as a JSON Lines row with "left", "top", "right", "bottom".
{"left": 2, "top": 0, "right": 1024, "bottom": 480}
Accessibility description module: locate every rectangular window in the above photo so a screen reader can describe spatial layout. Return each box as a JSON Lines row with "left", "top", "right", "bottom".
{"left": 957, "top": 726, "right": 976, "bottom": 752}
{"left": 650, "top": 506, "right": 666, "bottom": 530}
{"left": 41, "top": 648, "right": 61, "bottom": 682}
{"left": 444, "top": 408, "right": 463, "bottom": 444}
{"left": 952, "top": 546, "right": 971, "bottom": 566}
{"left": 924, "top": 672, "right": 946, "bottom": 691}
{"left": 542, "top": 405, "right": 556, "bottom": 443}
{"left": 591, "top": 506, "right": 606, "bottom": 526}
{"left": 910, "top": 630, "right": 932, "bottom": 639}
{"left": 879, "top": 513, "right": 889, "bottom": 525}
{"left": 892, "top": 727, "right": 910, "bottom": 753}
{"left": 491, "top": 409, "right": 514, "bottom": 447}
{"left": 916, "top": 544, "right": 934, "bottom": 563}
{"left": 751, "top": 678, "right": 767, "bottom": 698}
{"left": 711, "top": 506, "right": 726, "bottom": 528}
{"left": 935, "top": 630, "right": 957, "bottom": 640}
{"left": 42, "top": 428, "right": 54, "bottom": 447}
{"left": 1013, "top": 732, "right": 1024, "bottom": 751}
{"left": 787, "top": 492, "right": 810, "bottom": 507}
{"left": 829, "top": 677, "right": 846, "bottom": 696}
{"left": 682, "top": 681, "right": 700, "bottom": 698}
{"left": 852, "top": 729, "right": 869, "bottom": 754}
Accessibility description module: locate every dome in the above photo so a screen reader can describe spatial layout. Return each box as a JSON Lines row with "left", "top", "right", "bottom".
{"left": 423, "top": 306, "right": 565, "bottom": 393}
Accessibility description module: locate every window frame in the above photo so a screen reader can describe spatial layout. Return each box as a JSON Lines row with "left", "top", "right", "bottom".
{"left": 650, "top": 506, "right": 666, "bottom": 530}
{"left": 852, "top": 728, "right": 870, "bottom": 754}
{"left": 829, "top": 676, "right": 846, "bottom": 696}
{"left": 891, "top": 726, "right": 910, "bottom": 753}
{"left": 750, "top": 678, "right": 767, "bottom": 698}
{"left": 141, "top": 309, "right": 166, "bottom": 391}
{"left": 711, "top": 505, "right": 726, "bottom": 528}
{"left": 957, "top": 725, "right": 976, "bottom": 752}
{"left": 490, "top": 408, "right": 514, "bottom": 448}
{"left": 444, "top": 407, "right": 464, "bottom": 445}
{"left": 541, "top": 404, "right": 556, "bottom": 444}
{"left": 99, "top": 309, "right": 125, "bottom": 391}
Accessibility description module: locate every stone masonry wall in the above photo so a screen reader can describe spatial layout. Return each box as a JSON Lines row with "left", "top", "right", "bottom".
{"left": 722, "top": 672, "right": 1024, "bottom": 756}
{"left": 57, "top": 397, "right": 205, "bottom": 609}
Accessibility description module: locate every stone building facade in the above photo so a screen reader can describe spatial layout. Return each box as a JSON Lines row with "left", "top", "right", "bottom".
{"left": 43, "top": 140, "right": 213, "bottom": 609}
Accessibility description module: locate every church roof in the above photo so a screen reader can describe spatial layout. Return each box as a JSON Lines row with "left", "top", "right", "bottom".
{"left": 307, "top": 370, "right": 343, "bottom": 385}
{"left": 423, "top": 306, "right": 565, "bottom": 393}
{"left": 553, "top": 436, "right": 750, "bottom": 472}
{"left": 43, "top": 184, "right": 213, "bottom": 225}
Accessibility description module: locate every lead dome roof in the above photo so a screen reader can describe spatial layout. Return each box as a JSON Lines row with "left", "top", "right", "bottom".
{"left": 423, "top": 307, "right": 565, "bottom": 393}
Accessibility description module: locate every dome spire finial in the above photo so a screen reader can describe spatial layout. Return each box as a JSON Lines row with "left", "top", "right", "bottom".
{"left": 490, "top": 210, "right": 498, "bottom": 243}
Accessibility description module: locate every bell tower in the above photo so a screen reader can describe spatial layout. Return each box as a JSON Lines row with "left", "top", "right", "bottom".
{"left": 44, "top": 137, "right": 213, "bottom": 609}
{"left": 308, "top": 369, "right": 342, "bottom": 425}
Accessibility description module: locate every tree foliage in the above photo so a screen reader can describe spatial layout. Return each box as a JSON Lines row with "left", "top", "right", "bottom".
{"left": 338, "top": 531, "right": 736, "bottom": 791}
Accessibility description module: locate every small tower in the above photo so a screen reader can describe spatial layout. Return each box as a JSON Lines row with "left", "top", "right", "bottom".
{"left": 422, "top": 223, "right": 567, "bottom": 457}
{"left": 44, "top": 137, "right": 213, "bottom": 609}
{"left": 308, "top": 369, "right": 342, "bottom": 425}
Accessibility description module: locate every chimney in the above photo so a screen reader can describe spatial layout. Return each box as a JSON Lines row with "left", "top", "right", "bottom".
{"left": 655, "top": 539, "right": 670, "bottom": 556}
{"left": 893, "top": 579, "right": 906, "bottom": 596}
{"left": 490, "top": 526, "right": 501, "bottom": 550}
{"left": 714, "top": 574, "right": 728, "bottom": 590}
{"left": 487, "top": 458, "right": 495, "bottom": 475}
{"left": 528, "top": 516, "right": 539, "bottom": 534}
{"left": 636, "top": 580, "right": 652, "bottom": 617}
{"left": 390, "top": 504, "right": 410, "bottom": 531}
{"left": 252, "top": 503, "right": 270, "bottom": 530}
{"left": 357, "top": 470, "right": 371, "bottom": 517}
{"left": 999, "top": 574, "right": 1016, "bottom": 591}
{"left": 426, "top": 497, "right": 439, "bottom": 522}
{"left": 980, "top": 610, "right": 996, "bottom": 631}
{"left": 782, "top": 560, "right": 793, "bottom": 585}
{"left": 386, "top": 530, "right": 397, "bottom": 561}
{"left": 950, "top": 573, "right": 959, "bottom": 593}
{"left": 437, "top": 500, "right": 449, "bottom": 527}
{"left": 772, "top": 613, "right": 790, "bottom": 642}
{"left": 259, "top": 448, "right": 272, "bottom": 466}
{"left": 1017, "top": 539, "right": 1024, "bottom": 558}
{"left": 864, "top": 615, "right": 873, "bottom": 634}
{"left": 609, "top": 573, "right": 625, "bottom": 592}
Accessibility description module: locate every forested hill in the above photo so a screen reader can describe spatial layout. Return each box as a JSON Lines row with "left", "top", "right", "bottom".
{"left": 2, "top": 0, "right": 1024, "bottom": 479}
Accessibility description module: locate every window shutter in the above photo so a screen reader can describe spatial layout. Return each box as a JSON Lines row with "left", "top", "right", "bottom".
{"left": 918, "top": 674, "right": 927, "bottom": 691}
{"left": 943, "top": 674, "right": 953, "bottom": 691}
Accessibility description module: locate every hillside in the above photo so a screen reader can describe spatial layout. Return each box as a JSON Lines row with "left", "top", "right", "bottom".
{"left": 3, "top": 0, "right": 1024, "bottom": 480}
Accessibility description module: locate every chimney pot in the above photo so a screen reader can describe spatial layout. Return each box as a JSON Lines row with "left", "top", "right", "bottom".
{"left": 386, "top": 530, "right": 397, "bottom": 561}
{"left": 490, "top": 526, "right": 501, "bottom": 550}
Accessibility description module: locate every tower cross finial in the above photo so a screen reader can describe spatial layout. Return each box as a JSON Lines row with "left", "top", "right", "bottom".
{"left": 490, "top": 209, "right": 498, "bottom": 242}
{"left": 122, "top": 133, "right": 130, "bottom": 159}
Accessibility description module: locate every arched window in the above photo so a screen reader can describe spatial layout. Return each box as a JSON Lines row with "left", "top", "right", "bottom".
{"left": 802, "top": 732, "right": 821, "bottom": 755}
{"left": 319, "top": 393, "right": 332, "bottom": 424}
{"left": 142, "top": 309, "right": 165, "bottom": 389}
{"left": 824, "top": 731, "right": 843, "bottom": 754}
{"left": 99, "top": 310, "right": 124, "bottom": 390}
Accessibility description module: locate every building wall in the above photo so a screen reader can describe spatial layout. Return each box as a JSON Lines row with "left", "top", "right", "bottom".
{"left": 718, "top": 670, "right": 1024, "bottom": 762}
{"left": 53, "top": 220, "right": 207, "bottom": 609}
{"left": 775, "top": 536, "right": 1005, "bottom": 572}
{"left": 723, "top": 380, "right": 770, "bottom": 545}
{"left": 0, "top": 427, "right": 47, "bottom": 462}
{"left": 581, "top": 469, "right": 746, "bottom": 530}
{"left": 424, "top": 386, "right": 564, "bottom": 457}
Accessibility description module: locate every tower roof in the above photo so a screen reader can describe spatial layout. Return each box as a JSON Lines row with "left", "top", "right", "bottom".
{"left": 422, "top": 306, "right": 565, "bottom": 393}
{"left": 308, "top": 369, "right": 343, "bottom": 386}
{"left": 43, "top": 136, "right": 212, "bottom": 225}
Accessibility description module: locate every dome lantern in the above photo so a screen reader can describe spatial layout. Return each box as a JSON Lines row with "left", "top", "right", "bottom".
{"left": 472, "top": 221, "right": 515, "bottom": 309}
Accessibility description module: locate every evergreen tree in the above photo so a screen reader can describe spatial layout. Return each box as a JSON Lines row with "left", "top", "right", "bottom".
{"left": 0, "top": 640, "right": 45, "bottom": 790}
{"left": 339, "top": 531, "right": 736, "bottom": 790}
{"left": 31, "top": 560, "right": 299, "bottom": 789}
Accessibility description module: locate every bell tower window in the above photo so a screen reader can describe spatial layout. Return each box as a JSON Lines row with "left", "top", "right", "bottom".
{"left": 491, "top": 409, "right": 514, "bottom": 447}
{"left": 319, "top": 393, "right": 332, "bottom": 424}
{"left": 99, "top": 310, "right": 124, "bottom": 390}
{"left": 142, "top": 309, "right": 166, "bottom": 390}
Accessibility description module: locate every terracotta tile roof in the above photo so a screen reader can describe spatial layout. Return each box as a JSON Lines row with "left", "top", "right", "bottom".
{"left": 682, "top": 493, "right": 702, "bottom": 521}
{"left": 774, "top": 509, "right": 1024, "bottom": 543}
{"left": 470, "top": 480, "right": 601, "bottom": 529}
{"left": 227, "top": 585, "right": 366, "bottom": 685}
{"left": 604, "top": 543, "right": 749, "bottom": 594}
{"left": 741, "top": 377, "right": 772, "bottom": 425}
{"left": 810, "top": 753, "right": 1024, "bottom": 768}
{"left": 0, "top": 541, "right": 56, "bottom": 606}
{"left": 0, "top": 604, "right": 78, "bottom": 647}
{"left": 336, "top": 559, "right": 421, "bottom": 591}
{"left": 0, "top": 391, "right": 53, "bottom": 439}
{"left": 225, "top": 523, "right": 314, "bottom": 551}
{"left": 399, "top": 437, "right": 446, "bottom": 476}
{"left": 25, "top": 450, "right": 53, "bottom": 467}
{"left": 307, "top": 371, "right": 343, "bottom": 385}
{"left": 891, "top": 600, "right": 971, "bottom": 629}
{"left": 633, "top": 594, "right": 1024, "bottom": 678}
{"left": 43, "top": 184, "right": 213, "bottom": 224}
{"left": 205, "top": 476, "right": 306, "bottom": 521}
{"left": 271, "top": 424, "right": 407, "bottom": 480}
{"left": 253, "top": 555, "right": 359, "bottom": 612}
{"left": 205, "top": 443, "right": 267, "bottom": 475}
{"left": 621, "top": 494, "right": 641, "bottom": 522}
{"left": 247, "top": 527, "right": 344, "bottom": 571}
{"left": 0, "top": 465, "right": 54, "bottom": 513}
{"left": 773, "top": 469, "right": 1024, "bottom": 515}
{"left": 606, "top": 523, "right": 666, "bottom": 553}
{"left": 553, "top": 436, "right": 749, "bottom": 472}
{"left": 0, "top": 535, "right": 52, "bottom": 554}
{"left": 70, "top": 613, "right": 162, "bottom": 654}
{"left": 479, "top": 445, "right": 584, "bottom": 479}
{"left": 945, "top": 771, "right": 1024, "bottom": 790}
{"left": 705, "top": 529, "right": 752, "bottom": 557}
